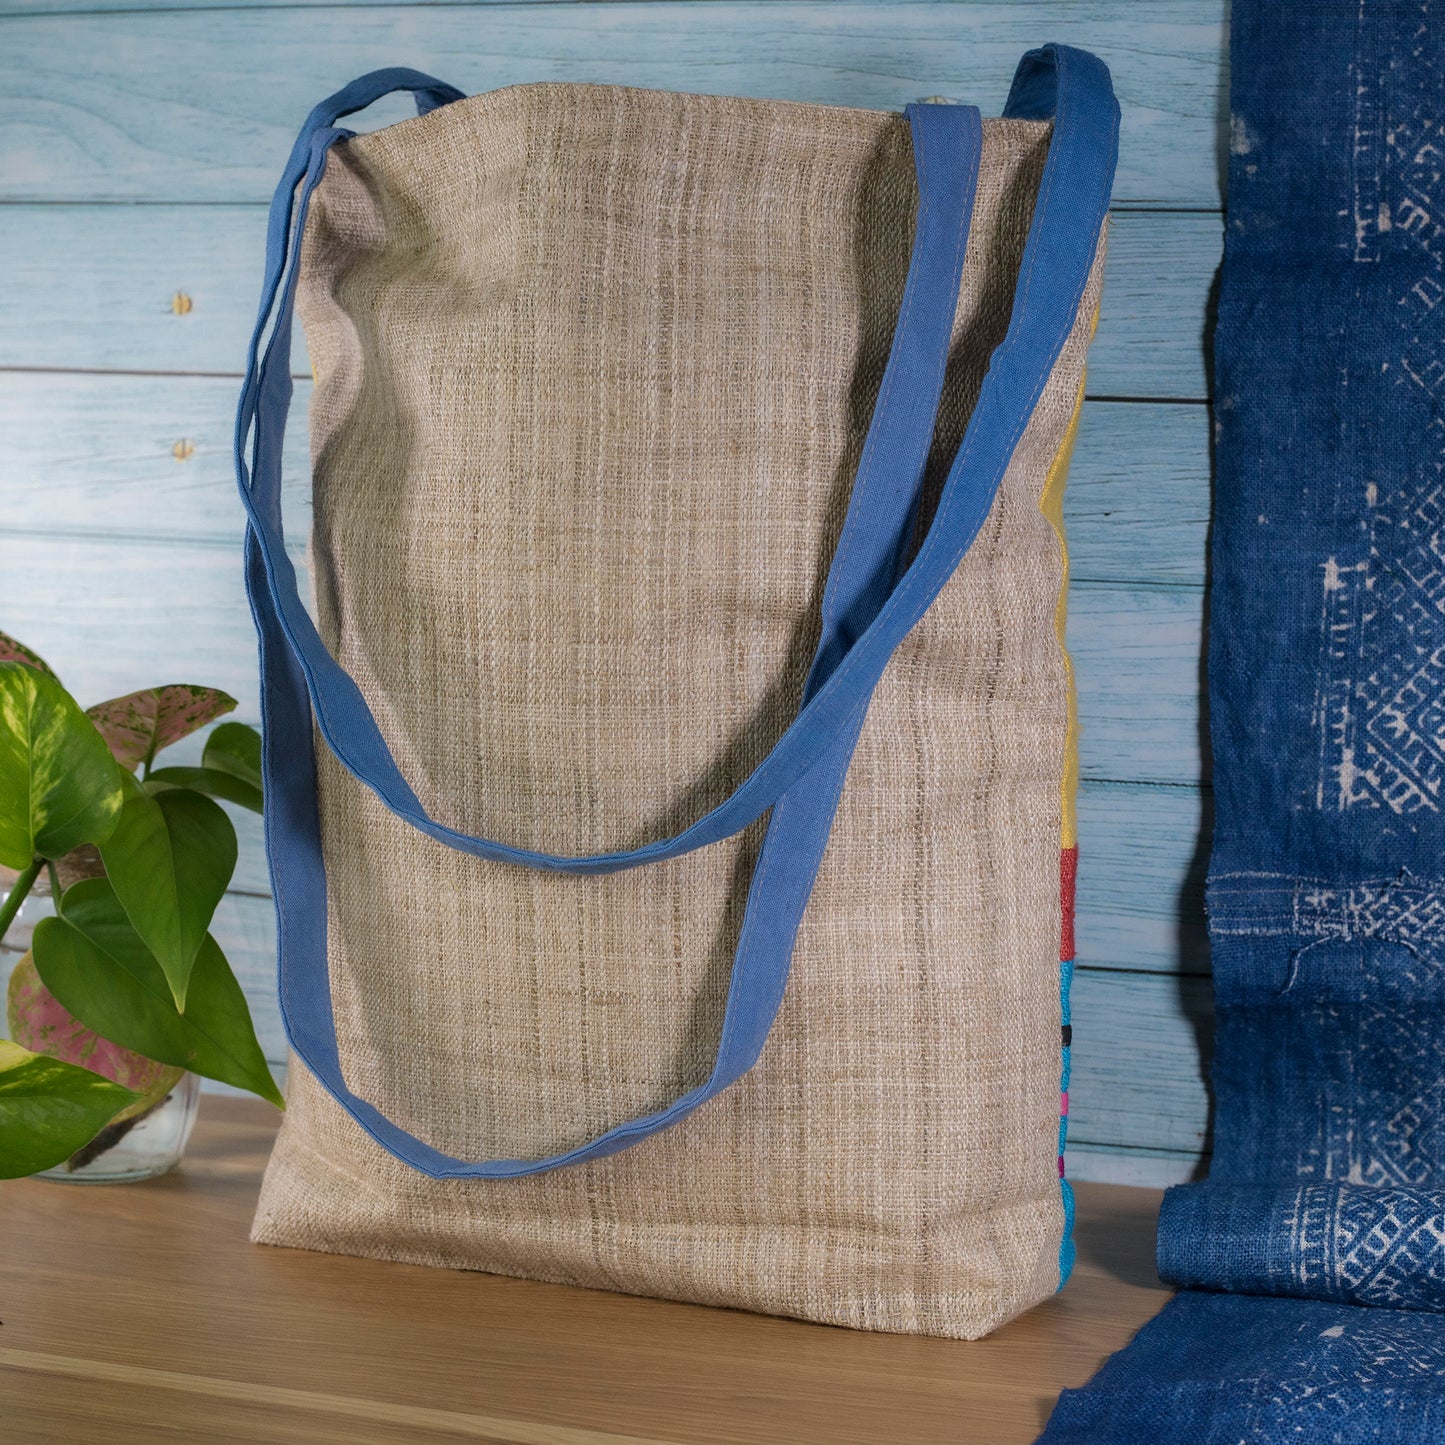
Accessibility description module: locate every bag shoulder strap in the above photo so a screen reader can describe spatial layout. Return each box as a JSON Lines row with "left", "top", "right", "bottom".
{"left": 237, "top": 51, "right": 1118, "bottom": 878}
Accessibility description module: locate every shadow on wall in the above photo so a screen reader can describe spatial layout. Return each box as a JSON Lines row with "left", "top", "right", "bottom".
{"left": 1176, "top": 32, "right": 1232, "bottom": 1179}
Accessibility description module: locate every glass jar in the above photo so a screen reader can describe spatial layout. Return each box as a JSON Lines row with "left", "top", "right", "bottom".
{"left": 38, "top": 1071, "right": 201, "bottom": 1183}
{"left": 4, "top": 877, "right": 202, "bottom": 1183}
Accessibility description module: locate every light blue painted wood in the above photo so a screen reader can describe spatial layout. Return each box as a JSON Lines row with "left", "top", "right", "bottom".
{"left": 0, "top": 373, "right": 312, "bottom": 554}
{"left": 0, "top": 372, "right": 1208, "bottom": 580}
{"left": 1065, "top": 1140, "right": 1200, "bottom": 1188}
{"left": 1094, "top": 215, "right": 1220, "bottom": 400}
{"left": 0, "top": 534, "right": 267, "bottom": 717}
{"left": 0, "top": 2, "right": 1227, "bottom": 206}
{"left": 10, "top": 911, "right": 1203, "bottom": 1172}
{"left": 1069, "top": 402, "right": 1212, "bottom": 584}
{"left": 146, "top": 884, "right": 1214, "bottom": 1161}
{"left": 205, "top": 776, "right": 1213, "bottom": 975}
{"left": 1072, "top": 582, "right": 1206, "bottom": 786}
{"left": 0, "top": 529, "right": 1206, "bottom": 787}
{"left": 0, "top": 0, "right": 1226, "bottom": 1182}
{"left": 0, "top": 207, "right": 1221, "bottom": 401}
{"left": 1076, "top": 782, "right": 1209, "bottom": 977}
{"left": 1069, "top": 967, "right": 1213, "bottom": 1156}
{"left": 176, "top": 776, "right": 1215, "bottom": 981}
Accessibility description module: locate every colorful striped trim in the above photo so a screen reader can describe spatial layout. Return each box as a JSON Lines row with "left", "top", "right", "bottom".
{"left": 1038, "top": 355, "right": 1090, "bottom": 1288}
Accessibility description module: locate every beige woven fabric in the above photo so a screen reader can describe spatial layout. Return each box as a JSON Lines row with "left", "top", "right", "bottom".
{"left": 253, "top": 82, "right": 1107, "bottom": 1340}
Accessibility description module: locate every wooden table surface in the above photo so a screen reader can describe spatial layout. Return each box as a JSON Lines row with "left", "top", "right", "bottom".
{"left": 0, "top": 1097, "right": 1169, "bottom": 1444}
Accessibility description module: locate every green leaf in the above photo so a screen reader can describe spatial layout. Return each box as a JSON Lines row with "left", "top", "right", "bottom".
{"left": 0, "top": 661, "right": 124, "bottom": 871}
{"left": 33, "top": 880, "right": 283, "bottom": 1108}
{"left": 7, "top": 951, "right": 184, "bottom": 1123}
{"left": 148, "top": 766, "right": 263, "bottom": 815}
{"left": 0, "top": 631, "right": 57, "bottom": 679}
{"left": 0, "top": 1038, "right": 140, "bottom": 1179}
{"left": 202, "top": 722, "right": 263, "bottom": 795}
{"left": 97, "top": 781, "right": 237, "bottom": 1010}
{"left": 85, "top": 685, "right": 238, "bottom": 772}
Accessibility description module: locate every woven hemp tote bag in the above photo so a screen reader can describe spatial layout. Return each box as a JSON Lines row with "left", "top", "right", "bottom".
{"left": 238, "top": 44, "right": 1118, "bottom": 1339}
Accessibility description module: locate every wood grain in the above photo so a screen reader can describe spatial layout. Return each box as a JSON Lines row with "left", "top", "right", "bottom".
{"left": 0, "top": 209, "right": 1221, "bottom": 402}
{"left": 0, "top": 1094, "right": 1172, "bottom": 1444}
{"left": 1065, "top": 1139, "right": 1202, "bottom": 1188}
{"left": 0, "top": 1, "right": 1227, "bottom": 207}
{"left": 0, "top": 879, "right": 1209, "bottom": 1160}
{"left": 1070, "top": 967, "right": 1213, "bottom": 1157}
{"left": 1068, "top": 402, "right": 1212, "bottom": 585}
{"left": 0, "top": 373, "right": 1210, "bottom": 582}
{"left": 199, "top": 775, "right": 1212, "bottom": 972}
{"left": 1075, "top": 782, "right": 1209, "bottom": 977}
{"left": 2, "top": 797, "right": 1214, "bottom": 1160}
{"left": 0, "top": 529, "right": 1208, "bottom": 788}
{"left": 0, "top": 369, "right": 1212, "bottom": 784}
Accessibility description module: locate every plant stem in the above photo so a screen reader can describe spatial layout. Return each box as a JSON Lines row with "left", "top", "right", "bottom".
{"left": 46, "top": 860, "right": 62, "bottom": 909}
{"left": 0, "top": 857, "right": 44, "bottom": 947}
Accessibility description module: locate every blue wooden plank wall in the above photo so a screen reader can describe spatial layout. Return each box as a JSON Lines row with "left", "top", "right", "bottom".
{"left": 0, "top": 0, "right": 1226, "bottom": 1186}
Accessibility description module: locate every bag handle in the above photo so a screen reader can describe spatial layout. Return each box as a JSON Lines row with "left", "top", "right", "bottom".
{"left": 237, "top": 54, "right": 1117, "bottom": 877}
{"left": 243, "top": 48, "right": 1118, "bottom": 1175}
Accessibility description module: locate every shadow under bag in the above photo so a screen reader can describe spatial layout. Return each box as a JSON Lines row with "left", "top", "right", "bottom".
{"left": 237, "top": 45, "right": 1117, "bottom": 1339}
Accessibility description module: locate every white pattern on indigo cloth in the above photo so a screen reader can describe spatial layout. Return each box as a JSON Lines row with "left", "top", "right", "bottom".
{"left": 1038, "top": 1294, "right": 1445, "bottom": 1443}
{"left": 1043, "top": 3, "right": 1445, "bottom": 1440}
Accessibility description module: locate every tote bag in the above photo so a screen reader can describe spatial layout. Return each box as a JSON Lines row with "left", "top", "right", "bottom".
{"left": 239, "top": 44, "right": 1118, "bottom": 1339}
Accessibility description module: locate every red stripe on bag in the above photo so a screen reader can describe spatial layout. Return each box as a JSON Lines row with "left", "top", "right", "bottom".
{"left": 1060, "top": 846, "right": 1078, "bottom": 963}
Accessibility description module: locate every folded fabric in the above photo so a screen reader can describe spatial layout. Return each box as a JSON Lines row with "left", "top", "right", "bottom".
{"left": 1155, "top": 0, "right": 1445, "bottom": 1314}
{"left": 1041, "top": 1, "right": 1445, "bottom": 1436}
{"left": 1041, "top": 1294, "right": 1445, "bottom": 1443}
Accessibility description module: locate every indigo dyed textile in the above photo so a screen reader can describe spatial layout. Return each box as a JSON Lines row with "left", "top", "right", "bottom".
{"left": 1040, "top": 1294, "right": 1445, "bottom": 1441}
{"left": 1042, "top": 3, "right": 1445, "bottom": 1438}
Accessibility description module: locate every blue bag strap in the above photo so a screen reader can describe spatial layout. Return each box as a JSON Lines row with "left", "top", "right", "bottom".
{"left": 243, "top": 46, "right": 1119, "bottom": 1175}
{"left": 237, "top": 52, "right": 1118, "bottom": 876}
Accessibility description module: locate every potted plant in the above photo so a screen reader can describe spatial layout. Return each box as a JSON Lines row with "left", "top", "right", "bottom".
{"left": 0, "top": 630, "right": 282, "bottom": 1182}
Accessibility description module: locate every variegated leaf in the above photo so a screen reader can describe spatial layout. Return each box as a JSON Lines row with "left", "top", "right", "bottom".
{"left": 7, "top": 952, "right": 182, "bottom": 1122}
{"left": 0, "top": 630, "right": 57, "bottom": 679}
{"left": 0, "top": 1039, "right": 139, "bottom": 1179}
{"left": 85, "top": 684, "right": 238, "bottom": 771}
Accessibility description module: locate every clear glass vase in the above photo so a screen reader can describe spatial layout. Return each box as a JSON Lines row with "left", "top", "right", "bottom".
{"left": 38, "top": 1071, "right": 201, "bottom": 1183}
{"left": 4, "top": 876, "right": 202, "bottom": 1183}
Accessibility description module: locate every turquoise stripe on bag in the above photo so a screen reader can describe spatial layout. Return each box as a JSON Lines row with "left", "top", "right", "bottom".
{"left": 237, "top": 47, "right": 1118, "bottom": 1177}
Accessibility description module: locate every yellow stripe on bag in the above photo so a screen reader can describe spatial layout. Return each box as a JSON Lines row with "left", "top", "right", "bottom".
{"left": 1037, "top": 364, "right": 1088, "bottom": 853}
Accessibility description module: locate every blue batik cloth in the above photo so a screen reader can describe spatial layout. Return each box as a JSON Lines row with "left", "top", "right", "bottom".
{"left": 1040, "top": 1294, "right": 1445, "bottom": 1440}
{"left": 1042, "top": 3, "right": 1445, "bottom": 1439}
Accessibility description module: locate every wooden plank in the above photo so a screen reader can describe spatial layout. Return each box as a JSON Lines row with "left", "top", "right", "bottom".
{"left": 0, "top": 371, "right": 313, "bottom": 554}
{"left": 1068, "top": 965, "right": 1212, "bottom": 1158}
{"left": 0, "top": 374, "right": 1210, "bottom": 581}
{"left": 0, "top": 537, "right": 1092, "bottom": 800}
{"left": 1091, "top": 214, "right": 1219, "bottom": 402}
{"left": 190, "top": 773, "right": 1218, "bottom": 968}
{"left": 10, "top": 783, "right": 1220, "bottom": 983}
{"left": 220, "top": 773, "right": 1214, "bottom": 962}
{"left": 1070, "top": 582, "right": 1206, "bottom": 786}
{"left": 1067, "top": 401, "right": 1212, "bottom": 585}
{"left": 0, "top": 1098, "right": 1174, "bottom": 1445}
{"left": 1065, "top": 1140, "right": 1201, "bottom": 1189}
{"left": 0, "top": 207, "right": 1220, "bottom": 403}
{"left": 186, "top": 886, "right": 1216, "bottom": 1162}
{"left": 6, "top": 815, "right": 1211, "bottom": 1165}
{"left": 5, "top": 0, "right": 698, "bottom": 9}
{"left": 13, "top": 0, "right": 589, "bottom": 8}
{"left": 0, "top": 528, "right": 1206, "bottom": 788}
{"left": 1075, "top": 782, "right": 1209, "bottom": 978}
{"left": 0, "top": 2, "right": 1227, "bottom": 207}
{"left": 0, "top": 535, "right": 267, "bottom": 722}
